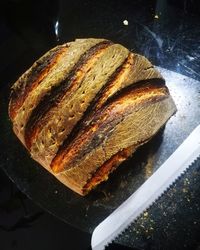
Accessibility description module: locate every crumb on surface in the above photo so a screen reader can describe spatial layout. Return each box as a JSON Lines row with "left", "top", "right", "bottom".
{"left": 123, "top": 20, "right": 129, "bottom": 26}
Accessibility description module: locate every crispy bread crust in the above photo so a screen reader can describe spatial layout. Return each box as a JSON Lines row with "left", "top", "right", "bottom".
{"left": 9, "top": 38, "right": 176, "bottom": 195}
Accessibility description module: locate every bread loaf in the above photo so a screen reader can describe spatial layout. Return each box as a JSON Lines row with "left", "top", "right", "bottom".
{"left": 9, "top": 38, "right": 176, "bottom": 195}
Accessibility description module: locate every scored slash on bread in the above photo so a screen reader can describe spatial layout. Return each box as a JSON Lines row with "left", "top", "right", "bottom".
{"left": 8, "top": 38, "right": 176, "bottom": 195}
{"left": 24, "top": 40, "right": 113, "bottom": 150}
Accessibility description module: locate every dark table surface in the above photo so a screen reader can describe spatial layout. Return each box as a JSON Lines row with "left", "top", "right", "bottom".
{"left": 0, "top": 0, "right": 200, "bottom": 250}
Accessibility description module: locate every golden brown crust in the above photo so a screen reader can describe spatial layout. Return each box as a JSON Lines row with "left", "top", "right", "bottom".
{"left": 29, "top": 43, "right": 129, "bottom": 167}
{"left": 8, "top": 38, "right": 176, "bottom": 195}
{"left": 24, "top": 40, "right": 113, "bottom": 149}
{"left": 11, "top": 38, "right": 106, "bottom": 146}
{"left": 48, "top": 53, "right": 165, "bottom": 172}
{"left": 51, "top": 82, "right": 168, "bottom": 173}
{"left": 54, "top": 96, "right": 176, "bottom": 195}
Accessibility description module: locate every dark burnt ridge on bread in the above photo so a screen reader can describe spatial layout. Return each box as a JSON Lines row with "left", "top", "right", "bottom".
{"left": 9, "top": 38, "right": 176, "bottom": 195}
{"left": 51, "top": 78, "right": 166, "bottom": 173}
{"left": 53, "top": 54, "right": 131, "bottom": 157}
{"left": 88, "top": 54, "right": 132, "bottom": 112}
{"left": 9, "top": 45, "right": 68, "bottom": 121}
{"left": 24, "top": 40, "right": 113, "bottom": 149}
{"left": 28, "top": 42, "right": 129, "bottom": 171}
{"left": 51, "top": 81, "right": 169, "bottom": 173}
{"left": 103, "top": 78, "right": 167, "bottom": 108}
{"left": 48, "top": 56, "right": 165, "bottom": 172}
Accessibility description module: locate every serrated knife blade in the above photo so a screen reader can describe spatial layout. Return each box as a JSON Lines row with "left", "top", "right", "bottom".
{"left": 91, "top": 124, "right": 200, "bottom": 250}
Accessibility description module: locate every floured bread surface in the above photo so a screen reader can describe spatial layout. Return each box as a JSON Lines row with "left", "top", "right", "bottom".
{"left": 9, "top": 38, "right": 176, "bottom": 195}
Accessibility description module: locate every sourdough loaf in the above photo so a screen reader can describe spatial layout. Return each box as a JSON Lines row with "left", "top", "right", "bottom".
{"left": 9, "top": 38, "right": 176, "bottom": 195}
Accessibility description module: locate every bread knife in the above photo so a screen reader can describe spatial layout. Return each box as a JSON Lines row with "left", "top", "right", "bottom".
{"left": 91, "top": 124, "right": 200, "bottom": 250}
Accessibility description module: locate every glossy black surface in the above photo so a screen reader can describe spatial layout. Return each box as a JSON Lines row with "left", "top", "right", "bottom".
{"left": 0, "top": 168, "right": 91, "bottom": 250}
{"left": 0, "top": 0, "right": 200, "bottom": 249}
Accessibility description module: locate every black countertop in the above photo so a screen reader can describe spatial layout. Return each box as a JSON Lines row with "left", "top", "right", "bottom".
{"left": 0, "top": 1, "right": 200, "bottom": 249}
